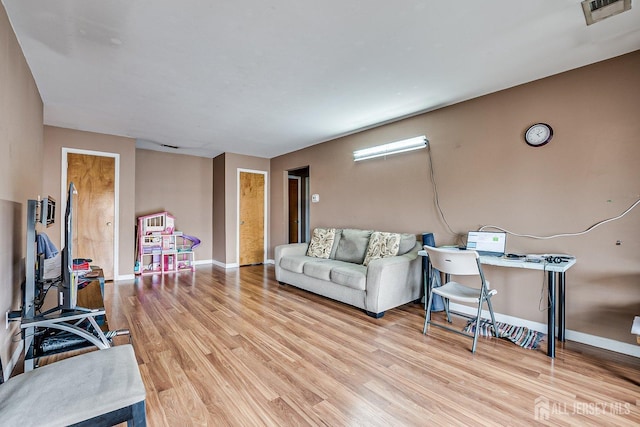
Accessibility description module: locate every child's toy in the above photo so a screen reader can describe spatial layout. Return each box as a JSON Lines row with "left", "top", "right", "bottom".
{"left": 136, "top": 212, "right": 197, "bottom": 275}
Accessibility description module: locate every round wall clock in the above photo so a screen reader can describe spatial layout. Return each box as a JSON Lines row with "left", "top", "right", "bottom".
{"left": 524, "top": 123, "right": 553, "bottom": 147}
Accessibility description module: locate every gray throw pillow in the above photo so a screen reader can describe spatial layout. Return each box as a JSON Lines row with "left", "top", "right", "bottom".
{"left": 398, "top": 233, "right": 418, "bottom": 255}
{"left": 329, "top": 229, "right": 343, "bottom": 259}
{"left": 334, "top": 229, "right": 373, "bottom": 264}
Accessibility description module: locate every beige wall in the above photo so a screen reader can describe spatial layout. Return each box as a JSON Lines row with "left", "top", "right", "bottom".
{"left": 271, "top": 50, "right": 640, "bottom": 344}
{"left": 42, "top": 126, "right": 136, "bottom": 277}
{"left": 135, "top": 149, "right": 213, "bottom": 262}
{"left": 212, "top": 153, "right": 270, "bottom": 265}
{"left": 0, "top": 4, "right": 44, "bottom": 375}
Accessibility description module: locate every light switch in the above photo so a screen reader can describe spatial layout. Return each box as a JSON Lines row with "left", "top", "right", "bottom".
{"left": 311, "top": 194, "right": 320, "bottom": 203}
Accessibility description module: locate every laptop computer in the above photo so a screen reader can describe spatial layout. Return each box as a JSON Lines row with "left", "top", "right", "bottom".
{"left": 466, "top": 231, "right": 506, "bottom": 257}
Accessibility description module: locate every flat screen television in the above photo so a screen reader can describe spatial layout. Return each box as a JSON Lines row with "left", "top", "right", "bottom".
{"left": 59, "top": 182, "right": 77, "bottom": 310}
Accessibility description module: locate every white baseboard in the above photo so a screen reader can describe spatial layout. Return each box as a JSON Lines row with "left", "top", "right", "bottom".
{"left": 209, "top": 259, "right": 274, "bottom": 268}
{"left": 211, "top": 259, "right": 239, "bottom": 269}
{"left": 131, "top": 258, "right": 267, "bottom": 270}
{"left": 563, "top": 329, "right": 640, "bottom": 358}
{"left": 448, "top": 302, "right": 640, "bottom": 358}
{"left": 186, "top": 259, "right": 274, "bottom": 269}
{"left": 119, "top": 259, "right": 214, "bottom": 280}
{"left": 3, "top": 340, "right": 24, "bottom": 382}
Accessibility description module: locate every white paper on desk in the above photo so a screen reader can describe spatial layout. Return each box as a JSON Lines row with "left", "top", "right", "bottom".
{"left": 632, "top": 316, "right": 640, "bottom": 334}
{"left": 43, "top": 253, "right": 62, "bottom": 280}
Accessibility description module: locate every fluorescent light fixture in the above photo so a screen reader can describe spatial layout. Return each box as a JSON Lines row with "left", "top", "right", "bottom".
{"left": 353, "top": 135, "right": 428, "bottom": 162}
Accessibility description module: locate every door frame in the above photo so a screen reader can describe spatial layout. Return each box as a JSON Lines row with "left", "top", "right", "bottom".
{"left": 236, "top": 168, "right": 268, "bottom": 265}
{"left": 61, "top": 148, "right": 121, "bottom": 279}
{"left": 305, "top": 175, "right": 311, "bottom": 242}
{"left": 288, "top": 175, "right": 302, "bottom": 243}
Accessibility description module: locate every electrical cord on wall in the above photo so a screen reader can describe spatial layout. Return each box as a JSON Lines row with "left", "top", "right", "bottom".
{"left": 478, "top": 197, "right": 640, "bottom": 239}
{"left": 426, "top": 143, "right": 458, "bottom": 237}
{"left": 425, "top": 139, "right": 639, "bottom": 242}
{"left": 480, "top": 198, "right": 640, "bottom": 313}
{"left": 425, "top": 139, "right": 639, "bottom": 316}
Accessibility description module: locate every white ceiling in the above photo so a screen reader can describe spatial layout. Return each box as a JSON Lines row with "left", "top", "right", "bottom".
{"left": 3, "top": 1, "right": 640, "bottom": 159}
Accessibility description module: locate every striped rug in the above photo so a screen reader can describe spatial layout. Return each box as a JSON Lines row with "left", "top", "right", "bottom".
{"left": 463, "top": 319, "right": 545, "bottom": 350}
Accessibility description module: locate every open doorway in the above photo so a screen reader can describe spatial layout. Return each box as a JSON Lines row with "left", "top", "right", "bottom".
{"left": 287, "top": 167, "right": 310, "bottom": 243}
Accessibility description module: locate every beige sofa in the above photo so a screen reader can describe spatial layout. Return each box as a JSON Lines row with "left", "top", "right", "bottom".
{"left": 275, "top": 228, "right": 422, "bottom": 318}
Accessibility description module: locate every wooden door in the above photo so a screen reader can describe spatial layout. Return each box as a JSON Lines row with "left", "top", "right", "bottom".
{"left": 239, "top": 171, "right": 265, "bottom": 266}
{"left": 288, "top": 176, "right": 300, "bottom": 243}
{"left": 67, "top": 153, "right": 115, "bottom": 280}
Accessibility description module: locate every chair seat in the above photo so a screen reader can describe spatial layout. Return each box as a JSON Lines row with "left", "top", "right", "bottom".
{"left": 0, "top": 344, "right": 146, "bottom": 426}
{"left": 433, "top": 281, "right": 497, "bottom": 303}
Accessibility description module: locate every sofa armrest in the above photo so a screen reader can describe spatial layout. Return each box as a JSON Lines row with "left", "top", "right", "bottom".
{"left": 275, "top": 243, "right": 309, "bottom": 280}
{"left": 275, "top": 242, "right": 309, "bottom": 258}
{"left": 365, "top": 243, "right": 421, "bottom": 314}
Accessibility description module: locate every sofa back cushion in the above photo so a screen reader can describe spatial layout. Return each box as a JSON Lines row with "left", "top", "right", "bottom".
{"left": 306, "top": 228, "right": 337, "bottom": 259}
{"left": 398, "top": 233, "right": 418, "bottom": 255}
{"left": 334, "top": 229, "right": 373, "bottom": 264}
{"left": 329, "top": 229, "right": 343, "bottom": 259}
{"left": 363, "top": 232, "right": 401, "bottom": 266}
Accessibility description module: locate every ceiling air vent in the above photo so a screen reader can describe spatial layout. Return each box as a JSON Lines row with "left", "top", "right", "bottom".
{"left": 581, "top": 0, "right": 632, "bottom": 25}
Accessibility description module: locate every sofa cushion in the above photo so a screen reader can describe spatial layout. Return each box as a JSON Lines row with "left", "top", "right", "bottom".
{"left": 334, "top": 229, "right": 373, "bottom": 264}
{"left": 303, "top": 260, "right": 344, "bottom": 281}
{"left": 330, "top": 264, "right": 367, "bottom": 290}
{"left": 329, "top": 229, "right": 343, "bottom": 259}
{"left": 398, "top": 233, "right": 418, "bottom": 255}
{"left": 363, "top": 232, "right": 401, "bottom": 266}
{"left": 279, "top": 255, "right": 310, "bottom": 274}
{"left": 306, "top": 228, "right": 336, "bottom": 259}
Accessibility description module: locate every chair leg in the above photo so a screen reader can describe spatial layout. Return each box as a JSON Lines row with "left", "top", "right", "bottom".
{"left": 423, "top": 267, "right": 429, "bottom": 311}
{"left": 129, "top": 400, "right": 146, "bottom": 426}
{"left": 423, "top": 291, "right": 435, "bottom": 334}
{"left": 486, "top": 296, "right": 499, "bottom": 338}
{"left": 443, "top": 298, "right": 452, "bottom": 323}
{"left": 471, "top": 300, "right": 484, "bottom": 353}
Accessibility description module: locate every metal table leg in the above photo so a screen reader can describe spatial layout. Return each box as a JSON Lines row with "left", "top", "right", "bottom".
{"left": 547, "top": 271, "right": 556, "bottom": 358}
{"left": 558, "top": 272, "right": 566, "bottom": 342}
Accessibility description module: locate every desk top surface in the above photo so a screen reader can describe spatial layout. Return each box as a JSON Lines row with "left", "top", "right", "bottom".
{"left": 417, "top": 249, "right": 576, "bottom": 273}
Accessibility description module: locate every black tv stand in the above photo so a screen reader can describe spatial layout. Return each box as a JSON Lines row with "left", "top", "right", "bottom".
{"left": 21, "top": 308, "right": 111, "bottom": 370}
{"left": 18, "top": 196, "right": 115, "bottom": 371}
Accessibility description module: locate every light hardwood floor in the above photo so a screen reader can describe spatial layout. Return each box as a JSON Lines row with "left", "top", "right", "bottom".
{"left": 100, "top": 264, "right": 640, "bottom": 426}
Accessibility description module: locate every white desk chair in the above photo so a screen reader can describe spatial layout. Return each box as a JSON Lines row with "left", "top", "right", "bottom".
{"left": 423, "top": 246, "right": 499, "bottom": 353}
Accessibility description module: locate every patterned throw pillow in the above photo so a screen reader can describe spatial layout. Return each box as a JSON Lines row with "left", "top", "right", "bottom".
{"left": 363, "top": 232, "right": 401, "bottom": 266}
{"left": 306, "top": 228, "right": 337, "bottom": 259}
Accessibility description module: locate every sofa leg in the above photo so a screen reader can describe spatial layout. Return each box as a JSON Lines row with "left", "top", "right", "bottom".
{"left": 278, "top": 281, "right": 286, "bottom": 286}
{"left": 365, "top": 311, "right": 384, "bottom": 319}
